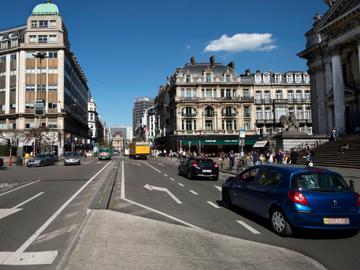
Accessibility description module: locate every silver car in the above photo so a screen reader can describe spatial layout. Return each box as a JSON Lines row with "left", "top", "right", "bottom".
{"left": 64, "top": 152, "right": 81, "bottom": 166}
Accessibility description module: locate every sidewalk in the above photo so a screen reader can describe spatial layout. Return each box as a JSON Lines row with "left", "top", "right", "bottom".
{"left": 64, "top": 210, "right": 326, "bottom": 270}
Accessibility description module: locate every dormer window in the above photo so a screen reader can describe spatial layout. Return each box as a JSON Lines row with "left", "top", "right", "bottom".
{"left": 286, "top": 74, "right": 294, "bottom": 83}
{"left": 205, "top": 73, "right": 212, "bottom": 82}
{"left": 263, "top": 73, "right": 270, "bottom": 83}
{"left": 303, "top": 74, "right": 310, "bottom": 83}
{"left": 225, "top": 74, "right": 231, "bottom": 82}
{"left": 186, "top": 74, "right": 191, "bottom": 83}
{"left": 255, "top": 73, "right": 262, "bottom": 84}
{"left": 274, "top": 74, "right": 282, "bottom": 83}
{"left": 295, "top": 74, "right": 302, "bottom": 83}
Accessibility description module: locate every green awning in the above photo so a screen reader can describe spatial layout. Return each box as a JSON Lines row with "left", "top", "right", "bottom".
{"left": 180, "top": 138, "right": 256, "bottom": 146}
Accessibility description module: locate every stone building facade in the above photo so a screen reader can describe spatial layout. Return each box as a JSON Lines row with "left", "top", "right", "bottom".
{"left": 154, "top": 57, "right": 311, "bottom": 153}
{"left": 0, "top": 1, "right": 90, "bottom": 155}
{"left": 299, "top": 0, "right": 360, "bottom": 135}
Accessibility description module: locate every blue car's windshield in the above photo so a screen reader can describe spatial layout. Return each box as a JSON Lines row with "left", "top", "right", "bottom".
{"left": 291, "top": 173, "right": 350, "bottom": 192}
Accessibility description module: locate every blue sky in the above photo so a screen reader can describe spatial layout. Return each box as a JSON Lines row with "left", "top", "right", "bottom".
{"left": 1, "top": 0, "right": 328, "bottom": 126}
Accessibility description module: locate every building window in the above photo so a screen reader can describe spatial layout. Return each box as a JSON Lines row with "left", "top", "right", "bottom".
{"left": 274, "top": 74, "right": 282, "bottom": 83}
{"left": 296, "top": 107, "right": 304, "bottom": 119}
{"left": 10, "top": 104, "right": 16, "bottom": 110}
{"left": 275, "top": 90, "right": 282, "bottom": 99}
{"left": 38, "top": 35, "right": 48, "bottom": 43}
{"left": 205, "top": 88, "right": 212, "bottom": 98}
{"left": 48, "top": 51, "right": 58, "bottom": 58}
{"left": 48, "top": 123, "right": 58, "bottom": 129}
{"left": 48, "top": 84, "right": 58, "bottom": 91}
{"left": 25, "top": 103, "right": 34, "bottom": 110}
{"left": 39, "top": 20, "right": 48, "bottom": 28}
{"left": 185, "top": 120, "right": 193, "bottom": 131}
{"left": 223, "top": 107, "right": 236, "bottom": 117}
{"left": 0, "top": 56, "right": 6, "bottom": 63}
{"left": 185, "top": 75, "right": 191, "bottom": 83}
{"left": 265, "top": 108, "right": 272, "bottom": 119}
{"left": 183, "top": 107, "right": 196, "bottom": 117}
{"left": 48, "top": 103, "right": 57, "bottom": 109}
{"left": 205, "top": 120, "right": 213, "bottom": 130}
{"left": 31, "top": 20, "right": 38, "bottom": 28}
{"left": 256, "top": 108, "right": 263, "bottom": 119}
{"left": 243, "top": 106, "right": 250, "bottom": 118}
{"left": 205, "top": 106, "right": 214, "bottom": 117}
{"left": 305, "top": 107, "right": 311, "bottom": 119}
{"left": 296, "top": 91, "right": 302, "bottom": 102}
{"left": 49, "top": 35, "right": 57, "bottom": 43}
{"left": 10, "top": 54, "right": 16, "bottom": 61}
{"left": 26, "top": 85, "right": 35, "bottom": 91}
{"left": 222, "top": 119, "right": 236, "bottom": 131}
{"left": 295, "top": 74, "right": 302, "bottom": 83}
{"left": 37, "top": 85, "right": 46, "bottom": 91}
{"left": 25, "top": 123, "right": 32, "bottom": 129}
{"left": 49, "top": 20, "right": 56, "bottom": 28}
{"left": 244, "top": 121, "right": 251, "bottom": 131}
{"left": 286, "top": 74, "right": 293, "bottom": 83}
{"left": 29, "top": 35, "right": 37, "bottom": 43}
{"left": 304, "top": 91, "right": 310, "bottom": 101}
{"left": 0, "top": 104, "right": 5, "bottom": 111}
{"left": 205, "top": 73, "right": 211, "bottom": 83}
{"left": 264, "top": 91, "right": 271, "bottom": 103}
{"left": 225, "top": 74, "right": 231, "bottom": 82}
{"left": 243, "top": 89, "right": 250, "bottom": 99}
{"left": 288, "top": 90, "right": 294, "bottom": 102}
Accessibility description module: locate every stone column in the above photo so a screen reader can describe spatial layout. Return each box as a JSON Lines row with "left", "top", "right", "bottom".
{"left": 331, "top": 48, "right": 346, "bottom": 133}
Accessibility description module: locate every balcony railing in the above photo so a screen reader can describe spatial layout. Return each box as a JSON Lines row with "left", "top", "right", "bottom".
{"left": 243, "top": 113, "right": 251, "bottom": 118}
{"left": 222, "top": 113, "right": 237, "bottom": 117}
{"left": 241, "top": 96, "right": 254, "bottom": 102}
{"left": 182, "top": 113, "right": 197, "bottom": 117}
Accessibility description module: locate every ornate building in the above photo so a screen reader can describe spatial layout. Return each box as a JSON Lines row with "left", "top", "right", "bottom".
{"left": 154, "top": 57, "right": 311, "bottom": 153}
{"left": 299, "top": 0, "right": 360, "bottom": 135}
{"left": 0, "top": 1, "right": 90, "bottom": 155}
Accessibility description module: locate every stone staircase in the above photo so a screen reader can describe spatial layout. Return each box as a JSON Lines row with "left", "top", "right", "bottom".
{"left": 297, "top": 136, "right": 360, "bottom": 169}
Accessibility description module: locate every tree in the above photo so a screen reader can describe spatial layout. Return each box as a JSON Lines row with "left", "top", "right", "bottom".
{"left": 24, "top": 126, "right": 50, "bottom": 154}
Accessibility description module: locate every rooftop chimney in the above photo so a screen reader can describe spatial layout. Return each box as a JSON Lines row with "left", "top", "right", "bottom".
{"left": 210, "top": 55, "right": 215, "bottom": 66}
{"left": 227, "top": 62, "right": 235, "bottom": 69}
{"left": 190, "top": 57, "right": 195, "bottom": 65}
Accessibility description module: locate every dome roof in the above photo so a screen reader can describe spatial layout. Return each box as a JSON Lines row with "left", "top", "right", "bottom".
{"left": 32, "top": 1, "right": 59, "bottom": 16}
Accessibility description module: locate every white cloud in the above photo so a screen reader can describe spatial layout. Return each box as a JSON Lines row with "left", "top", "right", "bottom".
{"left": 185, "top": 44, "right": 191, "bottom": 49}
{"left": 204, "top": 33, "right": 277, "bottom": 53}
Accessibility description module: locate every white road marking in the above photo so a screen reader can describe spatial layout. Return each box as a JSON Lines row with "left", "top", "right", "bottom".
{"left": 214, "top": 185, "right": 222, "bottom": 192}
{"left": 33, "top": 224, "right": 78, "bottom": 245}
{"left": 207, "top": 201, "right": 221, "bottom": 209}
{"left": 0, "top": 161, "right": 112, "bottom": 266}
{"left": 158, "top": 163, "right": 165, "bottom": 167}
{"left": 121, "top": 160, "right": 125, "bottom": 200}
{"left": 12, "top": 192, "right": 44, "bottom": 209}
{"left": 144, "top": 162, "right": 162, "bottom": 173}
{"left": 0, "top": 183, "right": 18, "bottom": 192}
{"left": 164, "top": 174, "right": 168, "bottom": 177}
{"left": 189, "top": 190, "right": 198, "bottom": 195}
{"left": 0, "top": 180, "right": 40, "bottom": 198}
{"left": 97, "top": 161, "right": 101, "bottom": 164}
{"left": 144, "top": 184, "right": 182, "bottom": 204}
{"left": 169, "top": 178, "right": 175, "bottom": 181}
{"left": 0, "top": 192, "right": 44, "bottom": 220}
{"left": 124, "top": 198, "right": 202, "bottom": 230}
{"left": 178, "top": 183, "right": 184, "bottom": 187}
{"left": 236, "top": 220, "right": 261, "bottom": 234}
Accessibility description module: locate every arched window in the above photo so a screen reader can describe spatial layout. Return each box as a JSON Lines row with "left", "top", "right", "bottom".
{"left": 204, "top": 106, "right": 214, "bottom": 117}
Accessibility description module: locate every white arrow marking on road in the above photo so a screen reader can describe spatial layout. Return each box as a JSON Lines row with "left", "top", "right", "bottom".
{"left": 214, "top": 185, "right": 222, "bottom": 192}
{"left": 144, "top": 184, "right": 182, "bottom": 204}
{"left": 0, "top": 192, "right": 44, "bottom": 220}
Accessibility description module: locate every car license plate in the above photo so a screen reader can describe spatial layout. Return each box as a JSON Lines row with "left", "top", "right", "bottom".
{"left": 323, "top": 218, "right": 350, "bottom": 225}
{"left": 202, "top": 170, "right": 212, "bottom": 173}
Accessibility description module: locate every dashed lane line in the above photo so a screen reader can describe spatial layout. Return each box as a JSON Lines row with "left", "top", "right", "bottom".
{"left": 144, "top": 162, "right": 162, "bottom": 173}
{"left": 214, "top": 185, "right": 222, "bottom": 192}
{"left": 164, "top": 174, "right": 168, "bottom": 177}
{"left": 178, "top": 183, "right": 184, "bottom": 187}
{"left": 189, "top": 190, "right": 198, "bottom": 195}
{"left": 207, "top": 201, "right": 221, "bottom": 209}
{"left": 236, "top": 220, "right": 261, "bottom": 234}
{"left": 169, "top": 178, "right": 175, "bottom": 181}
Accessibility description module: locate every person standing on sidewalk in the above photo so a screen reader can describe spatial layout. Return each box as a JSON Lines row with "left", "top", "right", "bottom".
{"left": 228, "top": 150, "right": 235, "bottom": 171}
{"left": 290, "top": 148, "right": 298, "bottom": 164}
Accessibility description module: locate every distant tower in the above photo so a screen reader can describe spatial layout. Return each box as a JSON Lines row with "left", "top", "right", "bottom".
{"left": 132, "top": 97, "right": 154, "bottom": 134}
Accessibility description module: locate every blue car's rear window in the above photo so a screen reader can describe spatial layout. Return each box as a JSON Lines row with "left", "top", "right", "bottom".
{"left": 291, "top": 173, "right": 350, "bottom": 192}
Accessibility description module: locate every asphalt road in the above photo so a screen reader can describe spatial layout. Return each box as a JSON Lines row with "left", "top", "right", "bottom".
{"left": 110, "top": 156, "right": 360, "bottom": 270}
{"left": 0, "top": 157, "right": 113, "bottom": 270}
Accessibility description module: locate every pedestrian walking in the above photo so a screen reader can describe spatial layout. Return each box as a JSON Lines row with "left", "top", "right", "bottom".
{"left": 228, "top": 150, "right": 235, "bottom": 171}
{"left": 290, "top": 149, "right": 298, "bottom": 164}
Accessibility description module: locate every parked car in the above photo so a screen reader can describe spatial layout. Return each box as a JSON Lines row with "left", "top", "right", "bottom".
{"left": 64, "top": 152, "right": 81, "bottom": 166}
{"left": 98, "top": 148, "right": 112, "bottom": 160}
{"left": 112, "top": 150, "right": 120, "bottom": 156}
{"left": 178, "top": 157, "right": 219, "bottom": 180}
{"left": 222, "top": 165, "right": 360, "bottom": 236}
{"left": 0, "top": 158, "right": 4, "bottom": 168}
{"left": 27, "top": 154, "right": 54, "bottom": 167}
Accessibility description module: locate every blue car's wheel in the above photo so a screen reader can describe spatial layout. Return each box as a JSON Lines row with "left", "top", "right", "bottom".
{"left": 271, "top": 209, "right": 292, "bottom": 236}
{"left": 222, "top": 188, "right": 232, "bottom": 208}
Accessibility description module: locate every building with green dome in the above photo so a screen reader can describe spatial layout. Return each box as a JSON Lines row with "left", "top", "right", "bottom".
{"left": 0, "top": 1, "right": 93, "bottom": 156}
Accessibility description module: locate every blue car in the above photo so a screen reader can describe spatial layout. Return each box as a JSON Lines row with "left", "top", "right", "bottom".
{"left": 222, "top": 165, "right": 360, "bottom": 236}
